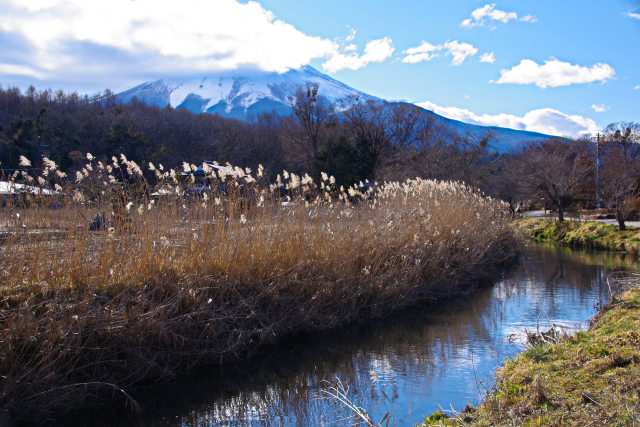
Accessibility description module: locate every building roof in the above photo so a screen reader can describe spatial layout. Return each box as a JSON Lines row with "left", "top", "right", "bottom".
{"left": 0, "top": 181, "right": 59, "bottom": 196}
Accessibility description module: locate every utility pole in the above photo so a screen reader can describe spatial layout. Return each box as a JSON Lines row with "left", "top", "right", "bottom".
{"left": 596, "top": 133, "right": 601, "bottom": 209}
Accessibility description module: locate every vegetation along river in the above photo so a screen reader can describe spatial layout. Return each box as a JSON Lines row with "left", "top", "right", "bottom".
{"left": 100, "top": 242, "right": 630, "bottom": 426}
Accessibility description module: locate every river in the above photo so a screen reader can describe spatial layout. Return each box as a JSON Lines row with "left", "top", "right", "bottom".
{"left": 108, "top": 243, "right": 632, "bottom": 426}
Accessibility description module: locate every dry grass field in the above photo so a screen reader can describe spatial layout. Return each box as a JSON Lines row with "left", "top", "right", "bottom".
{"left": 0, "top": 155, "right": 517, "bottom": 423}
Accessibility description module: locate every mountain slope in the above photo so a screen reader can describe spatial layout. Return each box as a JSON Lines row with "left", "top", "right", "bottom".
{"left": 116, "top": 66, "right": 554, "bottom": 150}
{"left": 116, "top": 65, "right": 375, "bottom": 120}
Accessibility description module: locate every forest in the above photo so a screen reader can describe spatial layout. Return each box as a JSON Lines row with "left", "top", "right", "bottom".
{"left": 1, "top": 84, "right": 638, "bottom": 226}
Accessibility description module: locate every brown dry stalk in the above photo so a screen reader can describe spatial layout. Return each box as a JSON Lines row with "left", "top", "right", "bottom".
{"left": 0, "top": 158, "right": 517, "bottom": 423}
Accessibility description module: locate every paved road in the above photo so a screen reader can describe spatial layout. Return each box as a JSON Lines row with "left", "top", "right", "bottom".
{"left": 520, "top": 210, "right": 640, "bottom": 229}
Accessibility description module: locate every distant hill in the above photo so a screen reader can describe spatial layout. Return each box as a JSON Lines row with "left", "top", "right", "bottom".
{"left": 116, "top": 65, "right": 554, "bottom": 151}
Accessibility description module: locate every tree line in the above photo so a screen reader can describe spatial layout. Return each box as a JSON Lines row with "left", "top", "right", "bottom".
{"left": 1, "top": 84, "right": 638, "bottom": 227}
{"left": 0, "top": 84, "right": 493, "bottom": 185}
{"left": 488, "top": 122, "right": 640, "bottom": 229}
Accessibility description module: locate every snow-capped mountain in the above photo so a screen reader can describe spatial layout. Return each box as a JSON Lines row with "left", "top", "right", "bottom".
{"left": 116, "top": 65, "right": 553, "bottom": 150}
{"left": 116, "top": 65, "right": 375, "bottom": 120}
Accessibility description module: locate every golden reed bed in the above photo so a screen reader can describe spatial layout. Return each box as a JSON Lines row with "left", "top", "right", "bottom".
{"left": 0, "top": 155, "right": 517, "bottom": 423}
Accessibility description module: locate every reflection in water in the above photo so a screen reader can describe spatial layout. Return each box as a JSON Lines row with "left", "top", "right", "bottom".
{"left": 112, "top": 243, "right": 630, "bottom": 426}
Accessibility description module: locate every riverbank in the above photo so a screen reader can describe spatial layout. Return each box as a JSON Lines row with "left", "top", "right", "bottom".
{"left": 515, "top": 217, "right": 640, "bottom": 255}
{"left": 418, "top": 218, "right": 640, "bottom": 426}
{"left": 430, "top": 276, "right": 640, "bottom": 426}
{"left": 61, "top": 242, "right": 610, "bottom": 426}
{"left": 0, "top": 167, "right": 517, "bottom": 425}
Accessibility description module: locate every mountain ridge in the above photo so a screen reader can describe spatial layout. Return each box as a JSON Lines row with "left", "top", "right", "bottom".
{"left": 116, "top": 65, "right": 554, "bottom": 151}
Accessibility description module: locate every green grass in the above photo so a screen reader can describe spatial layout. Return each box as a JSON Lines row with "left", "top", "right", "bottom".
{"left": 422, "top": 281, "right": 640, "bottom": 426}
{"left": 515, "top": 217, "right": 640, "bottom": 255}
{"left": 523, "top": 345, "right": 553, "bottom": 363}
{"left": 423, "top": 409, "right": 449, "bottom": 424}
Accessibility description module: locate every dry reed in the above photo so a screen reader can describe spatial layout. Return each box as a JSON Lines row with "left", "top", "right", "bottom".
{"left": 0, "top": 155, "right": 517, "bottom": 424}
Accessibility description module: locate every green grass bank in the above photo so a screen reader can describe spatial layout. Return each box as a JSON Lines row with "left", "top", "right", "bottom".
{"left": 515, "top": 217, "right": 640, "bottom": 255}
{"left": 420, "top": 216, "right": 640, "bottom": 426}
{"left": 422, "top": 278, "right": 640, "bottom": 426}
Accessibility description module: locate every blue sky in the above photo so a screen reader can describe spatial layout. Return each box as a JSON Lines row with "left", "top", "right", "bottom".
{"left": 0, "top": 0, "right": 638, "bottom": 136}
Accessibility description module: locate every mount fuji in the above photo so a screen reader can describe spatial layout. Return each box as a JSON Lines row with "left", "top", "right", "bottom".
{"left": 115, "top": 65, "right": 554, "bottom": 151}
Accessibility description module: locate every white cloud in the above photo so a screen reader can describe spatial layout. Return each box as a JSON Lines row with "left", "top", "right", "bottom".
{"left": 479, "top": 52, "right": 496, "bottom": 64}
{"left": 0, "top": 0, "right": 340, "bottom": 74}
{"left": 591, "top": 104, "right": 609, "bottom": 113}
{"left": 473, "top": 4, "right": 517, "bottom": 23}
{"left": 635, "top": 85, "right": 640, "bottom": 90}
{"left": 402, "top": 41, "right": 441, "bottom": 64}
{"left": 0, "top": 63, "right": 44, "bottom": 79}
{"left": 402, "top": 40, "right": 477, "bottom": 66}
{"left": 0, "top": 0, "right": 395, "bottom": 87}
{"left": 461, "top": 19, "right": 473, "bottom": 28}
{"left": 322, "top": 37, "right": 394, "bottom": 72}
{"left": 415, "top": 100, "right": 599, "bottom": 137}
{"left": 628, "top": 12, "right": 640, "bottom": 20}
{"left": 461, "top": 3, "right": 534, "bottom": 28}
{"left": 495, "top": 58, "right": 615, "bottom": 88}
{"left": 444, "top": 41, "right": 478, "bottom": 66}
{"left": 519, "top": 14, "right": 538, "bottom": 23}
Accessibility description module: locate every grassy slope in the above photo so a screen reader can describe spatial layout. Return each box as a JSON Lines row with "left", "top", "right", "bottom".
{"left": 451, "top": 285, "right": 640, "bottom": 426}
{"left": 422, "top": 286, "right": 640, "bottom": 426}
{"left": 516, "top": 217, "right": 640, "bottom": 255}
{"left": 421, "top": 219, "right": 640, "bottom": 426}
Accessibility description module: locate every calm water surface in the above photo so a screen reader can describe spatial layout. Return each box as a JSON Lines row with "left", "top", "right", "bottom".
{"left": 118, "top": 243, "right": 632, "bottom": 426}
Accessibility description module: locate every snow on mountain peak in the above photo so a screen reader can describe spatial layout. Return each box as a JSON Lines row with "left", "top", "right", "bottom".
{"left": 116, "top": 66, "right": 375, "bottom": 119}
{"left": 115, "top": 65, "right": 554, "bottom": 150}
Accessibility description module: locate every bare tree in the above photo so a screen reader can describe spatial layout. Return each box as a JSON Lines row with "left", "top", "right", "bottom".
{"left": 601, "top": 122, "right": 640, "bottom": 230}
{"left": 482, "top": 151, "right": 525, "bottom": 215}
{"left": 290, "top": 84, "right": 334, "bottom": 178}
{"left": 448, "top": 129, "right": 494, "bottom": 185}
{"left": 342, "top": 98, "right": 391, "bottom": 172}
{"left": 513, "top": 138, "right": 592, "bottom": 221}
{"left": 386, "top": 102, "right": 425, "bottom": 149}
